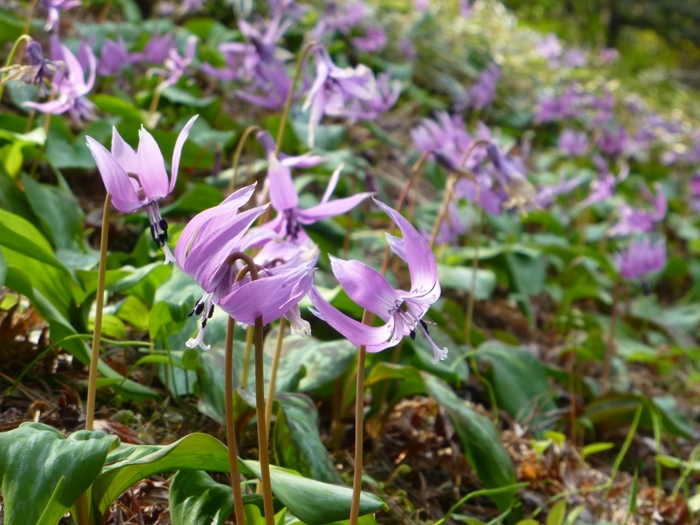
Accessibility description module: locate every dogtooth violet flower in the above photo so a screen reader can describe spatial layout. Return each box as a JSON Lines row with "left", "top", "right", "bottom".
{"left": 25, "top": 41, "right": 96, "bottom": 123}
{"left": 174, "top": 184, "right": 315, "bottom": 349}
{"left": 85, "top": 115, "right": 198, "bottom": 263}
{"left": 615, "top": 237, "right": 666, "bottom": 280}
{"left": 309, "top": 199, "right": 449, "bottom": 364}
{"left": 257, "top": 130, "right": 372, "bottom": 240}
{"left": 43, "top": 0, "right": 81, "bottom": 31}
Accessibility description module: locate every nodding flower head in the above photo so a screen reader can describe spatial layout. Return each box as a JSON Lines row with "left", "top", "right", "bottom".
{"left": 85, "top": 115, "right": 198, "bottom": 263}
{"left": 309, "top": 199, "right": 448, "bottom": 364}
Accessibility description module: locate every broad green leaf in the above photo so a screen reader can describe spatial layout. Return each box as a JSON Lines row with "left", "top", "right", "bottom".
{"left": 162, "top": 86, "right": 216, "bottom": 107}
{"left": 0, "top": 207, "right": 71, "bottom": 273}
{"left": 170, "top": 470, "right": 284, "bottom": 525}
{"left": 117, "top": 295, "right": 150, "bottom": 331}
{"left": 505, "top": 251, "right": 545, "bottom": 296}
{"left": 0, "top": 422, "right": 118, "bottom": 525}
{"left": 581, "top": 442, "right": 615, "bottom": 458}
{"left": 93, "top": 433, "right": 383, "bottom": 523}
{"left": 275, "top": 393, "right": 344, "bottom": 484}
{"left": 423, "top": 374, "right": 517, "bottom": 511}
{"left": 477, "top": 342, "right": 558, "bottom": 433}
{"left": 92, "top": 94, "right": 145, "bottom": 123}
{"left": 437, "top": 264, "right": 497, "bottom": 300}
{"left": 161, "top": 183, "right": 223, "bottom": 215}
{"left": 0, "top": 247, "right": 6, "bottom": 288}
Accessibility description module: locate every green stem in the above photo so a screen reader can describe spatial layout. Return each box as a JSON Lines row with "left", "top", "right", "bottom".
{"left": 265, "top": 318, "right": 286, "bottom": 437}
{"left": 146, "top": 75, "right": 165, "bottom": 129}
{"left": 274, "top": 41, "right": 317, "bottom": 155}
{"left": 0, "top": 34, "right": 33, "bottom": 104}
{"left": 602, "top": 405, "right": 643, "bottom": 500}
{"left": 228, "top": 125, "right": 261, "bottom": 195}
{"left": 86, "top": 194, "right": 111, "bottom": 431}
{"left": 22, "top": 0, "right": 38, "bottom": 37}
{"left": 601, "top": 279, "right": 621, "bottom": 395}
{"left": 75, "top": 492, "right": 90, "bottom": 525}
{"left": 224, "top": 316, "right": 247, "bottom": 525}
{"left": 349, "top": 310, "right": 372, "bottom": 525}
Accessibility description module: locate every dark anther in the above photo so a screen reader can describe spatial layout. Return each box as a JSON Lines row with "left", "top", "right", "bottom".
{"left": 194, "top": 301, "right": 205, "bottom": 316}
{"left": 207, "top": 305, "right": 215, "bottom": 319}
{"left": 160, "top": 218, "right": 169, "bottom": 232}
{"left": 410, "top": 330, "right": 416, "bottom": 340}
{"left": 202, "top": 317, "right": 208, "bottom": 328}
{"left": 158, "top": 232, "right": 167, "bottom": 246}
{"left": 419, "top": 319, "right": 429, "bottom": 334}
{"left": 149, "top": 223, "right": 157, "bottom": 243}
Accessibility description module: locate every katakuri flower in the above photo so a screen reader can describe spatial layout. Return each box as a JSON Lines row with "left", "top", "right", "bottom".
{"left": 309, "top": 199, "right": 448, "bottom": 364}
{"left": 257, "top": 131, "right": 372, "bottom": 240}
{"left": 607, "top": 182, "right": 666, "bottom": 237}
{"left": 85, "top": 115, "right": 198, "bottom": 263}
{"left": 25, "top": 41, "right": 96, "bottom": 123}
{"left": 43, "top": 0, "right": 81, "bottom": 31}
{"left": 0, "top": 41, "right": 59, "bottom": 87}
{"left": 615, "top": 237, "right": 666, "bottom": 280}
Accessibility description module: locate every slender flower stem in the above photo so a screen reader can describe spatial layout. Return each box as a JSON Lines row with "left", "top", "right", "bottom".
{"left": 86, "top": 194, "right": 111, "bottom": 431}
{"left": 146, "top": 75, "right": 165, "bottom": 128}
{"left": 349, "top": 310, "right": 372, "bottom": 525}
{"left": 0, "top": 34, "right": 32, "bottom": 103}
{"left": 428, "top": 174, "right": 456, "bottom": 248}
{"left": 253, "top": 314, "right": 275, "bottom": 525}
{"left": 229, "top": 125, "right": 261, "bottom": 195}
{"left": 75, "top": 493, "right": 89, "bottom": 525}
{"left": 22, "top": 0, "right": 38, "bottom": 39}
{"left": 97, "top": 0, "right": 114, "bottom": 23}
{"left": 601, "top": 278, "right": 621, "bottom": 395}
{"left": 241, "top": 326, "right": 254, "bottom": 390}
{"left": 224, "top": 252, "right": 275, "bottom": 525}
{"left": 224, "top": 317, "right": 247, "bottom": 525}
{"left": 264, "top": 318, "right": 286, "bottom": 436}
{"left": 274, "top": 41, "right": 317, "bottom": 156}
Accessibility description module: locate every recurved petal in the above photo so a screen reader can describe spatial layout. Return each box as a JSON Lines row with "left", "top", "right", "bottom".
{"left": 218, "top": 264, "right": 314, "bottom": 325}
{"left": 111, "top": 127, "right": 137, "bottom": 174}
{"left": 385, "top": 233, "right": 407, "bottom": 262}
{"left": 268, "top": 156, "right": 298, "bottom": 211}
{"left": 24, "top": 97, "right": 72, "bottom": 115}
{"left": 308, "top": 286, "right": 394, "bottom": 350}
{"left": 170, "top": 115, "right": 198, "bottom": 193}
{"left": 136, "top": 126, "right": 169, "bottom": 201}
{"left": 297, "top": 192, "right": 372, "bottom": 224}
{"left": 374, "top": 198, "right": 438, "bottom": 296}
{"left": 329, "top": 256, "right": 400, "bottom": 322}
{"left": 86, "top": 136, "right": 142, "bottom": 213}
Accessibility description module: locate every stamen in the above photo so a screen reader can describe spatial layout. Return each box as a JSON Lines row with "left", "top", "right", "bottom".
{"left": 409, "top": 330, "right": 416, "bottom": 340}
{"left": 419, "top": 319, "right": 429, "bottom": 334}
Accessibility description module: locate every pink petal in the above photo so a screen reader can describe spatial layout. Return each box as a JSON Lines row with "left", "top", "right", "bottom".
{"left": 170, "top": 115, "right": 198, "bottom": 193}
{"left": 308, "top": 286, "right": 395, "bottom": 351}
{"left": 329, "top": 256, "right": 400, "bottom": 322}
{"left": 374, "top": 199, "right": 438, "bottom": 295}
{"left": 111, "top": 127, "right": 137, "bottom": 174}
{"left": 85, "top": 136, "right": 142, "bottom": 213}
{"left": 297, "top": 192, "right": 372, "bottom": 224}
{"left": 268, "top": 157, "right": 298, "bottom": 211}
{"left": 136, "top": 126, "right": 169, "bottom": 201}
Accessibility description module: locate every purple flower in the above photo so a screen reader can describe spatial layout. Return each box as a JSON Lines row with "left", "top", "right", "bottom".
{"left": 414, "top": 0, "right": 429, "bottom": 10}
{"left": 309, "top": 199, "right": 448, "bottom": 363}
{"left": 615, "top": 237, "right": 666, "bottom": 280}
{"left": 578, "top": 156, "right": 628, "bottom": 209}
{"left": 43, "top": 0, "right": 81, "bottom": 31}
{"left": 152, "top": 36, "right": 198, "bottom": 89}
{"left": 536, "top": 34, "right": 563, "bottom": 62}
{"left": 535, "top": 87, "right": 582, "bottom": 124}
{"left": 135, "top": 34, "right": 177, "bottom": 65}
{"left": 690, "top": 174, "right": 700, "bottom": 212}
{"left": 85, "top": 115, "right": 198, "bottom": 263}
{"left": 558, "top": 128, "right": 588, "bottom": 157}
{"left": 303, "top": 47, "right": 379, "bottom": 146}
{"left": 0, "top": 41, "right": 58, "bottom": 86}
{"left": 174, "top": 184, "right": 270, "bottom": 349}
{"left": 98, "top": 38, "right": 131, "bottom": 76}
{"left": 608, "top": 183, "right": 666, "bottom": 237}
{"left": 456, "top": 63, "right": 499, "bottom": 111}
{"left": 25, "top": 41, "right": 96, "bottom": 123}
{"left": 561, "top": 49, "right": 587, "bottom": 68}
{"left": 352, "top": 25, "right": 387, "bottom": 53}
{"left": 256, "top": 131, "right": 372, "bottom": 240}
{"left": 314, "top": 1, "right": 366, "bottom": 37}
{"left": 598, "top": 124, "right": 628, "bottom": 158}
{"left": 599, "top": 47, "right": 619, "bottom": 65}
{"left": 460, "top": 0, "right": 473, "bottom": 17}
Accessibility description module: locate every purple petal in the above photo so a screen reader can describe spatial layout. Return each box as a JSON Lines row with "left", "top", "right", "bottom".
{"left": 85, "top": 136, "right": 142, "bottom": 213}
{"left": 321, "top": 163, "right": 343, "bottom": 203}
{"left": 111, "top": 127, "right": 137, "bottom": 174}
{"left": 170, "top": 115, "right": 198, "bottom": 193}
{"left": 329, "top": 256, "right": 401, "bottom": 322}
{"left": 280, "top": 154, "right": 327, "bottom": 169}
{"left": 373, "top": 199, "right": 438, "bottom": 295}
{"left": 308, "top": 286, "right": 395, "bottom": 351}
{"left": 385, "top": 233, "right": 407, "bottom": 262}
{"left": 24, "top": 98, "right": 72, "bottom": 115}
{"left": 297, "top": 192, "right": 372, "bottom": 224}
{"left": 135, "top": 126, "right": 169, "bottom": 201}
{"left": 268, "top": 157, "right": 298, "bottom": 211}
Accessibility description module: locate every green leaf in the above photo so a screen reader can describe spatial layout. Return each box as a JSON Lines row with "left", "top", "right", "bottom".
{"left": 162, "top": 86, "right": 216, "bottom": 107}
{"left": 505, "top": 251, "right": 545, "bottom": 296}
{"left": 92, "top": 94, "right": 145, "bottom": 123}
{"left": 477, "top": 342, "right": 558, "bottom": 434}
{"left": 0, "top": 247, "right": 6, "bottom": 288}
{"left": 170, "top": 470, "right": 284, "bottom": 525}
{"left": 423, "top": 374, "right": 517, "bottom": 511}
{"left": 117, "top": 295, "right": 150, "bottom": 331}
{"left": 275, "top": 393, "right": 344, "bottom": 484}
{"left": 0, "top": 207, "right": 71, "bottom": 273}
{"left": 546, "top": 499, "right": 566, "bottom": 525}
{"left": 161, "top": 183, "right": 224, "bottom": 216}
{"left": 93, "top": 433, "right": 384, "bottom": 523}
{"left": 437, "top": 264, "right": 497, "bottom": 299}
{"left": 0, "top": 422, "right": 119, "bottom": 525}
{"left": 581, "top": 442, "right": 615, "bottom": 459}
